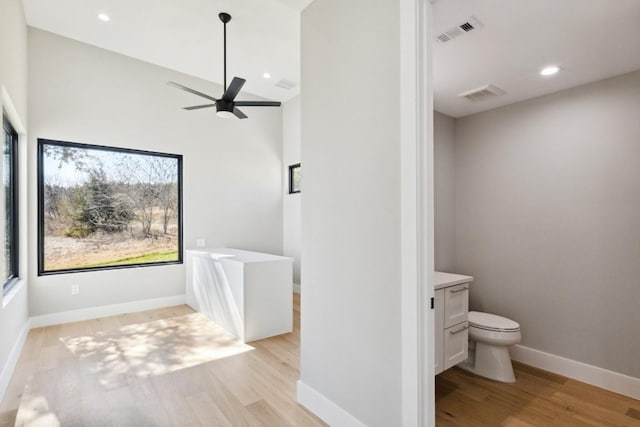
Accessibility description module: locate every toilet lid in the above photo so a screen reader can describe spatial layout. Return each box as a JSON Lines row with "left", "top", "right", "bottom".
{"left": 469, "top": 311, "right": 520, "bottom": 331}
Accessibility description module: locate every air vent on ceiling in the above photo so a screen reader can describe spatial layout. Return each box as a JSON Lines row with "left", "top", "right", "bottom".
{"left": 435, "top": 15, "right": 483, "bottom": 44}
{"left": 275, "top": 79, "right": 297, "bottom": 90}
{"left": 458, "top": 84, "right": 505, "bottom": 102}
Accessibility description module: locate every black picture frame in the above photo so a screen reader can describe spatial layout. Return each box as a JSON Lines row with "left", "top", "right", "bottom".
{"left": 288, "top": 163, "right": 301, "bottom": 194}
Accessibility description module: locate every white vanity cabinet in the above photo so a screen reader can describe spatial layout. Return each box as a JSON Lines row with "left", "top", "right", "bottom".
{"left": 434, "top": 272, "right": 472, "bottom": 375}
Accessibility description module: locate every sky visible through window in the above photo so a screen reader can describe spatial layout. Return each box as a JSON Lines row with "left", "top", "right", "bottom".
{"left": 40, "top": 141, "right": 181, "bottom": 273}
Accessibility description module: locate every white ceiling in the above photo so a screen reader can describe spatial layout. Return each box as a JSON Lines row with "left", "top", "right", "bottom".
{"left": 433, "top": 0, "right": 640, "bottom": 118}
{"left": 22, "top": 0, "right": 314, "bottom": 103}
{"left": 22, "top": 0, "right": 640, "bottom": 115}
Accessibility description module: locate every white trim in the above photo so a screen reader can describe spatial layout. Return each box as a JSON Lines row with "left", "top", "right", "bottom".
{"left": 1, "top": 295, "right": 186, "bottom": 401}
{"left": 0, "top": 84, "right": 30, "bottom": 406}
{"left": 2, "top": 279, "right": 26, "bottom": 309}
{"left": 0, "top": 319, "right": 30, "bottom": 403}
{"left": 422, "top": 1, "right": 435, "bottom": 425}
{"left": 511, "top": 344, "right": 640, "bottom": 400}
{"left": 297, "top": 380, "right": 366, "bottom": 427}
{"left": 30, "top": 294, "right": 186, "bottom": 328}
{"left": 293, "top": 283, "right": 301, "bottom": 294}
{"left": 400, "top": 0, "right": 433, "bottom": 426}
{"left": 1, "top": 85, "right": 26, "bottom": 134}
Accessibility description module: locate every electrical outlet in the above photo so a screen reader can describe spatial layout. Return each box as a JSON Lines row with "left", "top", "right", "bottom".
{"left": 71, "top": 284, "right": 79, "bottom": 295}
{"left": 196, "top": 239, "right": 206, "bottom": 248}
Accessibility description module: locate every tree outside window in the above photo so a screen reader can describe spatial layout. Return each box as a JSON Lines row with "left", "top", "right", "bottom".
{"left": 38, "top": 139, "right": 182, "bottom": 274}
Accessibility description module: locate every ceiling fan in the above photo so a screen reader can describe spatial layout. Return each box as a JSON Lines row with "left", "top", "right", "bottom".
{"left": 167, "top": 12, "right": 281, "bottom": 119}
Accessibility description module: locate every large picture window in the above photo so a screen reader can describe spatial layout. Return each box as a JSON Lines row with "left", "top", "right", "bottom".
{"left": 38, "top": 139, "right": 183, "bottom": 275}
{"left": 3, "top": 115, "right": 19, "bottom": 290}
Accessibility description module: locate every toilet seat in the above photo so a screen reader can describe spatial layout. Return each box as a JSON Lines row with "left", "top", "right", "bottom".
{"left": 469, "top": 311, "right": 520, "bottom": 332}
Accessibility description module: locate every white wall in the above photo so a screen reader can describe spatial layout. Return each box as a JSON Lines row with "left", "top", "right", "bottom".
{"left": 28, "top": 29, "right": 284, "bottom": 316}
{"left": 299, "top": 0, "right": 403, "bottom": 425}
{"left": 283, "top": 96, "right": 301, "bottom": 284}
{"left": 434, "top": 111, "right": 455, "bottom": 272}
{"left": 0, "top": 0, "right": 28, "bottom": 121}
{"left": 0, "top": 0, "right": 30, "bottom": 404}
{"left": 455, "top": 70, "right": 640, "bottom": 378}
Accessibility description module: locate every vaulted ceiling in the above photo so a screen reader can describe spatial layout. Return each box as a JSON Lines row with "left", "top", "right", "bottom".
{"left": 22, "top": 0, "right": 640, "bottom": 115}
{"left": 22, "top": 0, "right": 314, "bottom": 102}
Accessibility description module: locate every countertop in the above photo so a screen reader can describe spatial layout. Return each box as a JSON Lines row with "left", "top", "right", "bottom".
{"left": 187, "top": 248, "right": 294, "bottom": 263}
{"left": 434, "top": 271, "right": 473, "bottom": 290}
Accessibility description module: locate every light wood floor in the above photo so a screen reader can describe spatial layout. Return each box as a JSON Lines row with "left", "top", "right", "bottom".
{"left": 436, "top": 362, "right": 640, "bottom": 426}
{"left": 3, "top": 297, "right": 639, "bottom": 427}
{"left": 0, "top": 294, "right": 326, "bottom": 427}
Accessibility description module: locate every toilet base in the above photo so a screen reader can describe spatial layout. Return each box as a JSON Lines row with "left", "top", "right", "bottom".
{"left": 459, "top": 341, "right": 516, "bottom": 383}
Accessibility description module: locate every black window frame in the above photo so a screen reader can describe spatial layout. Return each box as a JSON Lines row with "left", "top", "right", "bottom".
{"left": 3, "top": 115, "right": 19, "bottom": 292}
{"left": 37, "top": 138, "right": 183, "bottom": 276}
{"left": 288, "top": 163, "right": 301, "bottom": 194}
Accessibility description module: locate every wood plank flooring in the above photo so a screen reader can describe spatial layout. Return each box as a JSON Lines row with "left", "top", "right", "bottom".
{"left": 2, "top": 295, "right": 639, "bottom": 426}
{"left": 0, "top": 294, "right": 326, "bottom": 427}
{"left": 436, "top": 362, "right": 640, "bottom": 426}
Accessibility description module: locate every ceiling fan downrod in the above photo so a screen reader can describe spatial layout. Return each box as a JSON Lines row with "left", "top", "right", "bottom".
{"left": 219, "top": 12, "right": 231, "bottom": 92}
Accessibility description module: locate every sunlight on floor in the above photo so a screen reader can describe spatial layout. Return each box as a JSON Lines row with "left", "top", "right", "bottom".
{"left": 60, "top": 312, "right": 254, "bottom": 388}
{"left": 14, "top": 394, "right": 60, "bottom": 427}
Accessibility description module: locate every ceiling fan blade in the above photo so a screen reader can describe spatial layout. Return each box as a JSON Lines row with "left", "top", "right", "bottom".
{"left": 235, "top": 101, "right": 282, "bottom": 107}
{"left": 183, "top": 104, "right": 217, "bottom": 110}
{"left": 167, "top": 81, "right": 218, "bottom": 102}
{"left": 222, "top": 77, "right": 246, "bottom": 101}
{"left": 233, "top": 108, "right": 248, "bottom": 119}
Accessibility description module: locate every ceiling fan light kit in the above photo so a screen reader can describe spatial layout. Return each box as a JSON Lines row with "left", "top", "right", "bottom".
{"left": 167, "top": 12, "right": 281, "bottom": 119}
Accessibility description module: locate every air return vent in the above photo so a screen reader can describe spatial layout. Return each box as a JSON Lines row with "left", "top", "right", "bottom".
{"left": 275, "top": 79, "right": 297, "bottom": 90}
{"left": 458, "top": 85, "right": 505, "bottom": 102}
{"left": 435, "top": 15, "right": 483, "bottom": 44}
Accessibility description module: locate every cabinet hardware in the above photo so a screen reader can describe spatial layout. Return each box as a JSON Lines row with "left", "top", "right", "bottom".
{"left": 450, "top": 286, "right": 468, "bottom": 294}
{"left": 449, "top": 325, "right": 469, "bottom": 335}
{"left": 430, "top": 297, "right": 434, "bottom": 309}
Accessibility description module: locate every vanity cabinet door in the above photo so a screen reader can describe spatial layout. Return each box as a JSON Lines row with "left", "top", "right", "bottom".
{"left": 444, "top": 321, "right": 469, "bottom": 370}
{"left": 444, "top": 283, "right": 469, "bottom": 329}
{"left": 434, "top": 289, "right": 445, "bottom": 375}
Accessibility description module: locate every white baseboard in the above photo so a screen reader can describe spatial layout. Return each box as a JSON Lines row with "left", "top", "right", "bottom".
{"left": 30, "top": 294, "right": 186, "bottom": 328}
{"left": 511, "top": 344, "right": 640, "bottom": 400}
{"left": 1, "top": 295, "right": 186, "bottom": 402}
{"left": 297, "top": 380, "right": 366, "bottom": 427}
{"left": 0, "top": 320, "right": 30, "bottom": 403}
{"left": 293, "top": 283, "right": 301, "bottom": 294}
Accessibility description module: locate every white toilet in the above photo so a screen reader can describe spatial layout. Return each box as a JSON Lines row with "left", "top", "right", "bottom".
{"left": 459, "top": 311, "right": 521, "bottom": 383}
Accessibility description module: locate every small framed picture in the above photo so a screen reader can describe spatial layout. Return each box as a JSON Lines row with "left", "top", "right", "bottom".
{"left": 288, "top": 163, "right": 301, "bottom": 194}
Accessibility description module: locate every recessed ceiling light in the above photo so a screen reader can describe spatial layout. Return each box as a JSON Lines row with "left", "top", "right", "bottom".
{"left": 540, "top": 65, "right": 560, "bottom": 76}
{"left": 97, "top": 13, "right": 111, "bottom": 22}
{"left": 263, "top": 72, "right": 271, "bottom": 79}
